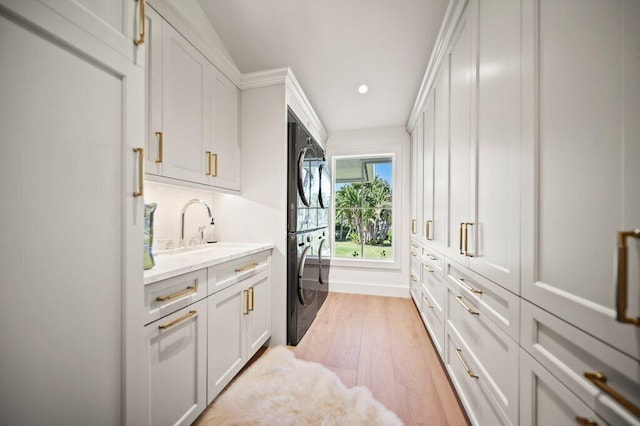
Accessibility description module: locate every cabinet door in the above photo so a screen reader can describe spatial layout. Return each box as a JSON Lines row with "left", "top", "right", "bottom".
{"left": 207, "top": 282, "right": 247, "bottom": 403}
{"left": 145, "top": 5, "right": 163, "bottom": 175}
{"left": 145, "top": 300, "right": 207, "bottom": 426}
{"left": 410, "top": 126, "right": 419, "bottom": 236}
{"left": 32, "top": 0, "right": 141, "bottom": 63}
{"left": 0, "top": 3, "right": 144, "bottom": 424}
{"left": 432, "top": 65, "right": 449, "bottom": 254}
{"left": 209, "top": 67, "right": 241, "bottom": 191}
{"left": 162, "top": 23, "right": 209, "bottom": 185}
{"left": 246, "top": 271, "right": 272, "bottom": 358}
{"left": 423, "top": 92, "right": 435, "bottom": 242}
{"left": 469, "top": 0, "right": 521, "bottom": 294}
{"left": 446, "top": 0, "right": 476, "bottom": 267}
{"left": 521, "top": 0, "right": 640, "bottom": 360}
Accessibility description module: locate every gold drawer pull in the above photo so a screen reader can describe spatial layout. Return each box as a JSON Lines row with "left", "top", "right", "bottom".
{"left": 455, "top": 295, "right": 479, "bottom": 315}
{"left": 156, "top": 286, "right": 196, "bottom": 302}
{"left": 459, "top": 278, "right": 483, "bottom": 294}
{"left": 459, "top": 223, "right": 465, "bottom": 255}
{"left": 249, "top": 287, "right": 255, "bottom": 311}
{"left": 423, "top": 297, "right": 434, "bottom": 309}
{"left": 427, "top": 254, "right": 437, "bottom": 261}
{"left": 411, "top": 275, "right": 417, "bottom": 282}
{"left": 133, "top": 147, "right": 144, "bottom": 197}
{"left": 243, "top": 289, "right": 249, "bottom": 315}
{"left": 206, "top": 151, "right": 212, "bottom": 176}
{"left": 576, "top": 416, "right": 598, "bottom": 426}
{"left": 236, "top": 262, "right": 259, "bottom": 273}
{"left": 411, "top": 242, "right": 419, "bottom": 248}
{"left": 212, "top": 153, "right": 218, "bottom": 177}
{"left": 616, "top": 229, "right": 640, "bottom": 327}
{"left": 424, "top": 265, "right": 434, "bottom": 273}
{"left": 155, "top": 131, "right": 163, "bottom": 164}
{"left": 455, "top": 348, "right": 478, "bottom": 379}
{"left": 411, "top": 251, "right": 417, "bottom": 257}
{"left": 425, "top": 220, "right": 433, "bottom": 240}
{"left": 411, "top": 219, "right": 417, "bottom": 234}
{"left": 584, "top": 371, "right": 640, "bottom": 417}
{"left": 159, "top": 310, "right": 197, "bottom": 330}
{"left": 134, "top": 0, "right": 146, "bottom": 46}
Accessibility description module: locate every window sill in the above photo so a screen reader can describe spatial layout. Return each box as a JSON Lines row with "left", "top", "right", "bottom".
{"left": 329, "top": 257, "right": 401, "bottom": 271}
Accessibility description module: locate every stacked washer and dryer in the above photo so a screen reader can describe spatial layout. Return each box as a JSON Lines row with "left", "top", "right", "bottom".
{"left": 286, "top": 110, "right": 332, "bottom": 345}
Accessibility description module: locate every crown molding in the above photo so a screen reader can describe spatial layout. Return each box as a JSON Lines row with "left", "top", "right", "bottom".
{"left": 406, "top": 0, "right": 469, "bottom": 132}
{"left": 240, "top": 68, "right": 328, "bottom": 143}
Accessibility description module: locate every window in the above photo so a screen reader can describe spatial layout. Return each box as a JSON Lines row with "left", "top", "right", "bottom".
{"left": 333, "top": 155, "right": 394, "bottom": 261}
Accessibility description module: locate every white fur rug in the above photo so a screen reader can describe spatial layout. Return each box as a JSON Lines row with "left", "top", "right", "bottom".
{"left": 200, "top": 346, "right": 403, "bottom": 425}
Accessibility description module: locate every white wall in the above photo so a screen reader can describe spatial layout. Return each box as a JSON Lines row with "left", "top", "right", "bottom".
{"left": 144, "top": 181, "right": 218, "bottom": 249}
{"left": 326, "top": 126, "right": 411, "bottom": 298}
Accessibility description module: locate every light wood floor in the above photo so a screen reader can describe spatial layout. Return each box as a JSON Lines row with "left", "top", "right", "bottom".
{"left": 293, "top": 292, "right": 468, "bottom": 426}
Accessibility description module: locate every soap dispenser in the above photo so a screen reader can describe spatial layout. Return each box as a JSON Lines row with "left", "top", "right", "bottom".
{"left": 207, "top": 217, "right": 217, "bottom": 243}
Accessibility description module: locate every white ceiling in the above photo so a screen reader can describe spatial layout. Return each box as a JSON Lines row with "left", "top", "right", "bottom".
{"left": 198, "top": 0, "right": 448, "bottom": 132}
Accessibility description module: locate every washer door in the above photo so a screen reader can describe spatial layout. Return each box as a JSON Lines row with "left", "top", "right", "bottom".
{"left": 318, "top": 162, "right": 332, "bottom": 209}
{"left": 297, "top": 244, "right": 317, "bottom": 306}
{"left": 297, "top": 147, "right": 312, "bottom": 207}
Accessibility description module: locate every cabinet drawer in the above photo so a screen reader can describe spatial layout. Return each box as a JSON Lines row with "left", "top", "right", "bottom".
{"left": 410, "top": 242, "right": 421, "bottom": 274}
{"left": 446, "top": 260, "right": 520, "bottom": 341}
{"left": 421, "top": 286, "right": 445, "bottom": 357}
{"left": 144, "top": 269, "right": 207, "bottom": 325}
{"left": 422, "top": 245, "right": 445, "bottom": 274}
{"left": 446, "top": 285, "right": 519, "bottom": 424}
{"left": 422, "top": 263, "right": 445, "bottom": 317}
{"left": 144, "top": 299, "right": 207, "bottom": 426}
{"left": 208, "top": 250, "right": 270, "bottom": 295}
{"left": 445, "top": 331, "right": 511, "bottom": 426}
{"left": 410, "top": 271, "right": 422, "bottom": 307}
{"left": 520, "top": 349, "right": 607, "bottom": 426}
{"left": 521, "top": 300, "right": 640, "bottom": 426}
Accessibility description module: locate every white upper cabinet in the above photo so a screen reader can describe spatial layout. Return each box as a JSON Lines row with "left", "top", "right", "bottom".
{"left": 145, "top": 6, "right": 241, "bottom": 192}
{"left": 521, "top": 0, "right": 640, "bottom": 360}
{"left": 410, "top": 118, "right": 424, "bottom": 238}
{"left": 469, "top": 0, "right": 521, "bottom": 294}
{"left": 446, "top": 0, "right": 476, "bottom": 267}
{"left": 208, "top": 67, "right": 241, "bottom": 191}
{"left": 432, "top": 65, "right": 450, "bottom": 254}
{"left": 36, "top": 0, "right": 143, "bottom": 63}
{"left": 162, "top": 21, "right": 210, "bottom": 185}
{"left": 422, "top": 92, "right": 435, "bottom": 243}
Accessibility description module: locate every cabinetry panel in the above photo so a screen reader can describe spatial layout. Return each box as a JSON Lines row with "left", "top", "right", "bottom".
{"left": 246, "top": 271, "right": 272, "bottom": 358}
{"left": 522, "top": 0, "right": 640, "bottom": 360}
{"left": 422, "top": 93, "right": 435, "bottom": 242}
{"left": 432, "top": 66, "right": 449, "bottom": 254}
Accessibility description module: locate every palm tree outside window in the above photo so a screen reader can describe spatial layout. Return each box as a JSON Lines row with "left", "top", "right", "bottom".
{"left": 334, "top": 155, "right": 393, "bottom": 260}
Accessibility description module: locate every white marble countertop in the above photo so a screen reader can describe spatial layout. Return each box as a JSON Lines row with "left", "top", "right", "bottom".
{"left": 144, "top": 242, "right": 275, "bottom": 285}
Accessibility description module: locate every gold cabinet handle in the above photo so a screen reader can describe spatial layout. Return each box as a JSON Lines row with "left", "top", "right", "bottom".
{"left": 243, "top": 289, "right": 249, "bottom": 315}
{"left": 455, "top": 348, "right": 478, "bottom": 379}
{"left": 249, "top": 287, "right": 255, "bottom": 311}
{"left": 411, "top": 275, "right": 417, "bottom": 282}
{"left": 458, "top": 277, "right": 483, "bottom": 294}
{"left": 616, "top": 229, "right": 640, "bottom": 326}
{"left": 158, "top": 310, "right": 197, "bottom": 330}
{"left": 423, "top": 296, "right": 434, "bottom": 309}
{"left": 133, "top": 147, "right": 144, "bottom": 197}
{"left": 411, "top": 242, "right": 419, "bottom": 248}
{"left": 426, "top": 220, "right": 433, "bottom": 240}
{"left": 134, "top": 0, "right": 146, "bottom": 45}
{"left": 155, "top": 286, "right": 195, "bottom": 302}
{"left": 155, "top": 131, "right": 163, "bottom": 164}
{"left": 236, "top": 262, "right": 259, "bottom": 273}
{"left": 584, "top": 371, "right": 640, "bottom": 417}
{"left": 455, "top": 295, "right": 479, "bottom": 315}
{"left": 212, "top": 153, "right": 218, "bottom": 177}
{"left": 459, "top": 222, "right": 465, "bottom": 255}
{"left": 411, "top": 251, "right": 417, "bottom": 257}
{"left": 464, "top": 222, "right": 474, "bottom": 257}
{"left": 411, "top": 219, "right": 417, "bottom": 234}
{"left": 206, "top": 151, "right": 212, "bottom": 176}
{"left": 576, "top": 417, "right": 598, "bottom": 426}
{"left": 427, "top": 253, "right": 437, "bottom": 261}
{"left": 424, "top": 265, "right": 434, "bottom": 273}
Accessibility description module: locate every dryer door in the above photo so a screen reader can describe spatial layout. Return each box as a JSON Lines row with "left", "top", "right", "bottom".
{"left": 318, "top": 162, "right": 332, "bottom": 209}
{"left": 297, "top": 147, "right": 312, "bottom": 207}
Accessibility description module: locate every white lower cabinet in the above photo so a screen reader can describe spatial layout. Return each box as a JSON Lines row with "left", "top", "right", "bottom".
{"left": 207, "top": 269, "right": 272, "bottom": 403}
{"left": 144, "top": 299, "right": 208, "bottom": 426}
{"left": 520, "top": 349, "right": 606, "bottom": 426}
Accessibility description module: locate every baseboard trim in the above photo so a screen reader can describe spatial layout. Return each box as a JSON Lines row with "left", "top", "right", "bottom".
{"left": 329, "top": 281, "right": 410, "bottom": 298}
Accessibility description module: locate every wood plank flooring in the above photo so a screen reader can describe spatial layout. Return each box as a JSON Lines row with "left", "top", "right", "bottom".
{"left": 294, "top": 292, "right": 468, "bottom": 426}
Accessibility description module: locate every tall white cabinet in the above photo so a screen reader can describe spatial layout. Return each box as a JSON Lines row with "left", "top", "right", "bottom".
{"left": 0, "top": 1, "right": 145, "bottom": 424}
{"left": 408, "top": 0, "right": 640, "bottom": 424}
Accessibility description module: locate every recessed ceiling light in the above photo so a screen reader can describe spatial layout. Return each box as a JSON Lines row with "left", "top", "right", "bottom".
{"left": 358, "top": 84, "right": 368, "bottom": 94}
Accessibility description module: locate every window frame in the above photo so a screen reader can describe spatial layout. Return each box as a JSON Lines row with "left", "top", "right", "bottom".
{"left": 331, "top": 153, "right": 400, "bottom": 269}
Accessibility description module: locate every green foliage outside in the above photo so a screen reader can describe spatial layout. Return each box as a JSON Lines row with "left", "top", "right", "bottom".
{"left": 334, "top": 176, "right": 392, "bottom": 259}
